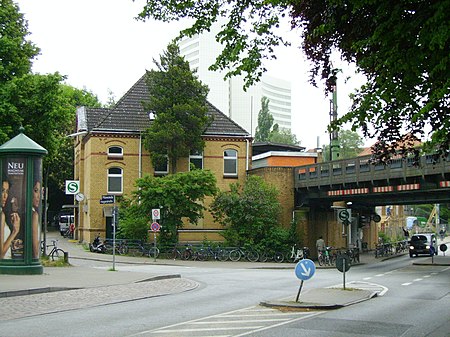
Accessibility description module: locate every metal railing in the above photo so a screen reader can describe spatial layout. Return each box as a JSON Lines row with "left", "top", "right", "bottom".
{"left": 295, "top": 154, "right": 449, "bottom": 188}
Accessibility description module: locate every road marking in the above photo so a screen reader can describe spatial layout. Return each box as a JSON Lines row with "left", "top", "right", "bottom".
{"left": 413, "top": 278, "right": 423, "bottom": 282}
{"left": 375, "top": 274, "right": 385, "bottom": 277}
{"left": 125, "top": 306, "right": 323, "bottom": 337}
{"left": 363, "top": 277, "right": 372, "bottom": 280}
{"left": 423, "top": 275, "right": 431, "bottom": 278}
{"left": 402, "top": 282, "right": 412, "bottom": 286}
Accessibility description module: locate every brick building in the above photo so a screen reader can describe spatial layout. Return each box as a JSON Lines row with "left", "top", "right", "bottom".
{"left": 73, "top": 74, "right": 251, "bottom": 243}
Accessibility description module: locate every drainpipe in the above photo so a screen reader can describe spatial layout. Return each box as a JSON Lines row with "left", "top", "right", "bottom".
{"left": 139, "top": 132, "right": 142, "bottom": 179}
{"left": 246, "top": 138, "right": 250, "bottom": 171}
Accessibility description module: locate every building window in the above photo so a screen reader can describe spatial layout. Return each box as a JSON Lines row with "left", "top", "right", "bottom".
{"left": 189, "top": 150, "right": 203, "bottom": 170}
{"left": 154, "top": 156, "right": 169, "bottom": 175}
{"left": 107, "top": 167, "right": 122, "bottom": 193}
{"left": 108, "top": 146, "right": 123, "bottom": 159}
{"left": 224, "top": 149, "right": 237, "bottom": 176}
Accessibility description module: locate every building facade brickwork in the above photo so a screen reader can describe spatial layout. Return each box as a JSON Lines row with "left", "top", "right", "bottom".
{"left": 73, "top": 74, "right": 251, "bottom": 243}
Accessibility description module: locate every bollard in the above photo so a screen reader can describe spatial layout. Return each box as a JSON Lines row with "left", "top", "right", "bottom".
{"left": 64, "top": 252, "right": 69, "bottom": 263}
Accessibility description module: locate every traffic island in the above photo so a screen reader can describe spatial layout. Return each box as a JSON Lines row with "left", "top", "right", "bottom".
{"left": 260, "top": 287, "right": 377, "bottom": 310}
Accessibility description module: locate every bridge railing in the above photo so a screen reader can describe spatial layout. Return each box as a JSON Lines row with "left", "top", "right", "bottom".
{"left": 295, "top": 154, "right": 449, "bottom": 188}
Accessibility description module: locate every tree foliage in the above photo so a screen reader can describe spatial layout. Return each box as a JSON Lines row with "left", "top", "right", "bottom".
{"left": 137, "top": 0, "right": 450, "bottom": 160}
{"left": 269, "top": 124, "right": 300, "bottom": 146}
{"left": 142, "top": 42, "right": 211, "bottom": 173}
{"left": 254, "top": 96, "right": 273, "bottom": 142}
{"left": 119, "top": 169, "right": 218, "bottom": 245}
{"left": 322, "top": 129, "right": 364, "bottom": 161}
{"left": 254, "top": 96, "right": 299, "bottom": 145}
{"left": 0, "top": 0, "right": 39, "bottom": 84}
{"left": 210, "top": 175, "right": 291, "bottom": 250}
{"left": 1, "top": 1, "right": 102, "bottom": 214}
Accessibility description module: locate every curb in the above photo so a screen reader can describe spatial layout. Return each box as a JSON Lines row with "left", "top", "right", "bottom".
{"left": 260, "top": 291, "right": 378, "bottom": 310}
{"left": 0, "top": 273, "right": 181, "bottom": 299}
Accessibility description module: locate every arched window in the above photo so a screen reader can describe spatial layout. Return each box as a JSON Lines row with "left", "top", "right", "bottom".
{"left": 107, "top": 167, "right": 123, "bottom": 193}
{"left": 108, "top": 146, "right": 123, "bottom": 159}
{"left": 223, "top": 149, "right": 237, "bottom": 176}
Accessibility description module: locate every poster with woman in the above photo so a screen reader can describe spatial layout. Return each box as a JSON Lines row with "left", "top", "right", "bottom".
{"left": 0, "top": 157, "right": 26, "bottom": 260}
{"left": 32, "top": 158, "right": 42, "bottom": 259}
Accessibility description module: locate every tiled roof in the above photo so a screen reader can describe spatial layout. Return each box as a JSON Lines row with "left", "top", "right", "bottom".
{"left": 83, "top": 73, "right": 250, "bottom": 137}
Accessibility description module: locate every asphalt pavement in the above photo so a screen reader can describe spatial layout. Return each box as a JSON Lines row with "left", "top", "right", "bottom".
{"left": 0, "top": 231, "right": 448, "bottom": 320}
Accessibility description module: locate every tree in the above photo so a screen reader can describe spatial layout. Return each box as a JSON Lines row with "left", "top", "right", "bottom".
{"left": 137, "top": 0, "right": 450, "bottom": 161}
{"left": 142, "top": 42, "right": 211, "bottom": 173}
{"left": 322, "top": 130, "right": 364, "bottom": 161}
{"left": 254, "top": 96, "right": 274, "bottom": 142}
{"left": 210, "top": 175, "right": 291, "bottom": 250}
{"left": 268, "top": 124, "right": 300, "bottom": 145}
{"left": 118, "top": 169, "right": 218, "bottom": 244}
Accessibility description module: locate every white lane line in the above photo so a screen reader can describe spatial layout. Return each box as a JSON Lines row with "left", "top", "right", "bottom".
{"left": 189, "top": 319, "right": 290, "bottom": 324}
{"left": 423, "top": 275, "right": 431, "bottom": 278}
{"left": 375, "top": 274, "right": 385, "bottom": 277}
{"left": 363, "top": 277, "right": 372, "bottom": 280}
{"left": 402, "top": 282, "right": 412, "bottom": 286}
{"left": 413, "top": 278, "right": 423, "bottom": 282}
{"left": 152, "top": 326, "right": 264, "bottom": 333}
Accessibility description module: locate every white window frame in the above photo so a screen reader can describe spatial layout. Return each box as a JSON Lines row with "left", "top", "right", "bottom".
{"left": 189, "top": 150, "right": 203, "bottom": 170}
{"left": 154, "top": 156, "right": 169, "bottom": 175}
{"left": 107, "top": 167, "right": 123, "bottom": 194}
{"left": 223, "top": 149, "right": 238, "bottom": 176}
{"left": 108, "top": 146, "right": 123, "bottom": 159}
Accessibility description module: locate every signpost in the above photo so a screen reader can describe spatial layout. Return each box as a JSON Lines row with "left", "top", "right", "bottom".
{"left": 336, "top": 254, "right": 351, "bottom": 289}
{"left": 294, "top": 259, "right": 316, "bottom": 302}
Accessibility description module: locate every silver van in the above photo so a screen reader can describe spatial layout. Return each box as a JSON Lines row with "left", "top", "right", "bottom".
{"left": 59, "top": 214, "right": 74, "bottom": 236}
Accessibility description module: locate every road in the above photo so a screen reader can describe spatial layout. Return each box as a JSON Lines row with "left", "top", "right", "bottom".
{"left": 0, "top": 243, "right": 449, "bottom": 337}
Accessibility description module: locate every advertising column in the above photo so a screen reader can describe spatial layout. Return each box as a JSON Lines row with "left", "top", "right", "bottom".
{"left": 0, "top": 129, "right": 47, "bottom": 275}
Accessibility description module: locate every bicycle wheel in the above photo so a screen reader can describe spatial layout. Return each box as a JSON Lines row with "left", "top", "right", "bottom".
{"left": 259, "top": 251, "right": 269, "bottom": 262}
{"left": 131, "top": 246, "right": 145, "bottom": 257}
{"left": 246, "top": 250, "right": 259, "bottom": 262}
{"left": 148, "top": 247, "right": 160, "bottom": 258}
{"left": 274, "top": 251, "right": 284, "bottom": 263}
{"left": 169, "top": 248, "right": 181, "bottom": 260}
{"left": 217, "top": 249, "right": 229, "bottom": 262}
{"left": 118, "top": 245, "right": 129, "bottom": 255}
{"left": 181, "top": 249, "right": 192, "bottom": 260}
{"left": 229, "top": 249, "right": 241, "bottom": 262}
{"left": 318, "top": 254, "right": 324, "bottom": 266}
{"left": 196, "top": 249, "right": 207, "bottom": 261}
{"left": 105, "top": 243, "right": 113, "bottom": 254}
{"left": 51, "top": 249, "right": 65, "bottom": 261}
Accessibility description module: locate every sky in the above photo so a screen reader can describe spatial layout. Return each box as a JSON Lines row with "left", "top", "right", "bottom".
{"left": 16, "top": 0, "right": 367, "bottom": 150}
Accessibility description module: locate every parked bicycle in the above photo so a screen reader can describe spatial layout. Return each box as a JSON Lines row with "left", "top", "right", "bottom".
{"left": 229, "top": 247, "right": 259, "bottom": 262}
{"left": 105, "top": 239, "right": 129, "bottom": 255}
{"left": 41, "top": 239, "right": 66, "bottom": 261}
{"left": 286, "top": 244, "right": 310, "bottom": 263}
{"left": 318, "top": 246, "right": 333, "bottom": 266}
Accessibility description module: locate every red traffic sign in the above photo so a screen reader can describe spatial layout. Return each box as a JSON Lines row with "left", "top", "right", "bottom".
{"left": 151, "top": 222, "right": 160, "bottom": 232}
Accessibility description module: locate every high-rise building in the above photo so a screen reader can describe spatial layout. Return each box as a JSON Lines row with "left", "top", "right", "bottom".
{"left": 178, "top": 22, "right": 292, "bottom": 136}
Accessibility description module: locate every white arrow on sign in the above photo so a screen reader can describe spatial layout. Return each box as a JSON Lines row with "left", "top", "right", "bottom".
{"left": 300, "top": 263, "right": 311, "bottom": 277}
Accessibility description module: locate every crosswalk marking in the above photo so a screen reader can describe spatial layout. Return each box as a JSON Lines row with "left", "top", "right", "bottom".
{"left": 126, "top": 305, "right": 323, "bottom": 337}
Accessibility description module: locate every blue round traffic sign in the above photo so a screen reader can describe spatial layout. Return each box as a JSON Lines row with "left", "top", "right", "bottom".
{"left": 295, "top": 259, "right": 316, "bottom": 281}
